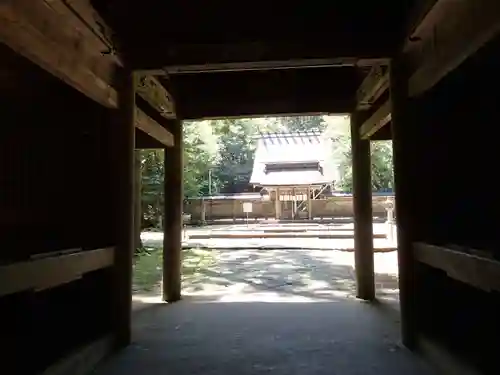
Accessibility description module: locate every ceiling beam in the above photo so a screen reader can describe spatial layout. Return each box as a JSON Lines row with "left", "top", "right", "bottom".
{"left": 136, "top": 75, "right": 176, "bottom": 119}
{"left": 405, "top": 0, "right": 500, "bottom": 97}
{"left": 0, "top": 0, "right": 120, "bottom": 107}
{"left": 356, "top": 65, "right": 389, "bottom": 110}
{"left": 177, "top": 98, "right": 354, "bottom": 121}
{"left": 172, "top": 68, "right": 357, "bottom": 120}
{"left": 126, "top": 41, "right": 392, "bottom": 71}
{"left": 359, "top": 100, "right": 392, "bottom": 140}
{"left": 165, "top": 58, "right": 387, "bottom": 74}
{"left": 135, "top": 129, "right": 166, "bottom": 149}
{"left": 135, "top": 107, "right": 174, "bottom": 147}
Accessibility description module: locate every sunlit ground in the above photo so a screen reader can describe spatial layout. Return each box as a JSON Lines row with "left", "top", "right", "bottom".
{"left": 132, "top": 245, "right": 399, "bottom": 308}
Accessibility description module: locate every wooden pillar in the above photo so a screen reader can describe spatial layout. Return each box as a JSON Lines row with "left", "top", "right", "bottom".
{"left": 390, "top": 58, "right": 417, "bottom": 349}
{"left": 112, "top": 68, "right": 135, "bottom": 348}
{"left": 307, "top": 186, "right": 312, "bottom": 220}
{"left": 275, "top": 188, "right": 281, "bottom": 219}
{"left": 163, "top": 120, "right": 183, "bottom": 303}
{"left": 350, "top": 112, "right": 375, "bottom": 301}
{"left": 201, "top": 199, "right": 206, "bottom": 224}
{"left": 134, "top": 150, "right": 143, "bottom": 249}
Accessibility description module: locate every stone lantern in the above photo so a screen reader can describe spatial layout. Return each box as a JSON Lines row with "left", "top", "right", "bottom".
{"left": 383, "top": 196, "right": 397, "bottom": 243}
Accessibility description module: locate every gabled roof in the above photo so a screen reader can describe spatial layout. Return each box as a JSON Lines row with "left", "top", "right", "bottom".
{"left": 250, "top": 131, "right": 337, "bottom": 186}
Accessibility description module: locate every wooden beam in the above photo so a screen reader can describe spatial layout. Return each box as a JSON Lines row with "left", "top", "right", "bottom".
{"left": 165, "top": 57, "right": 386, "bottom": 74}
{"left": 390, "top": 57, "right": 418, "bottom": 349}
{"left": 403, "top": 0, "right": 439, "bottom": 43}
{"left": 416, "top": 334, "right": 483, "bottom": 375}
{"left": 127, "top": 41, "right": 392, "bottom": 71}
{"left": 414, "top": 242, "right": 500, "bottom": 293}
{"left": 135, "top": 107, "right": 174, "bottom": 147}
{"left": 135, "top": 129, "right": 166, "bottom": 149}
{"left": 405, "top": 0, "right": 500, "bottom": 97}
{"left": 356, "top": 65, "right": 389, "bottom": 110}
{"left": 0, "top": 0, "right": 119, "bottom": 107}
{"left": 359, "top": 100, "right": 392, "bottom": 139}
{"left": 0, "top": 247, "right": 114, "bottom": 297}
{"left": 59, "top": 0, "right": 116, "bottom": 47}
{"left": 172, "top": 68, "right": 357, "bottom": 119}
{"left": 136, "top": 75, "right": 176, "bottom": 119}
{"left": 41, "top": 334, "right": 113, "bottom": 375}
{"left": 350, "top": 112, "right": 375, "bottom": 301}
{"left": 163, "top": 120, "right": 183, "bottom": 303}
{"left": 111, "top": 68, "right": 135, "bottom": 348}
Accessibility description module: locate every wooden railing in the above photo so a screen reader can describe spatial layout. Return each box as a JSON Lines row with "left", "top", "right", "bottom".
{"left": 0, "top": 247, "right": 115, "bottom": 297}
{"left": 413, "top": 242, "right": 500, "bottom": 292}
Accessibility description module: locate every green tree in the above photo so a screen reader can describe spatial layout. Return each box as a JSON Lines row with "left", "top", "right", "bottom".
{"left": 183, "top": 120, "right": 218, "bottom": 197}
{"left": 324, "top": 115, "right": 394, "bottom": 192}
{"left": 141, "top": 149, "right": 164, "bottom": 228}
{"left": 279, "top": 115, "right": 326, "bottom": 132}
{"left": 212, "top": 119, "right": 256, "bottom": 193}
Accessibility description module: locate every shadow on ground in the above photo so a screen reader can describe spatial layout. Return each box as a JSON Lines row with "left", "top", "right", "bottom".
{"left": 117, "top": 248, "right": 424, "bottom": 375}
{"left": 133, "top": 246, "right": 398, "bottom": 306}
{"left": 181, "top": 249, "right": 399, "bottom": 304}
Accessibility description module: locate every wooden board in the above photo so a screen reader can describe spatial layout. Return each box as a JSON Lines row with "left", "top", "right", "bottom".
{"left": 135, "top": 128, "right": 167, "bottom": 149}
{"left": 405, "top": 0, "right": 500, "bottom": 97}
{"left": 414, "top": 242, "right": 500, "bottom": 293}
{"left": 0, "top": 247, "right": 115, "bottom": 296}
{"left": 41, "top": 334, "right": 114, "bottom": 375}
{"left": 126, "top": 40, "right": 392, "bottom": 71}
{"left": 136, "top": 75, "right": 176, "bottom": 119}
{"left": 416, "top": 334, "right": 482, "bottom": 375}
{"left": 356, "top": 65, "right": 389, "bottom": 110}
{"left": 135, "top": 108, "right": 174, "bottom": 147}
{"left": 0, "top": 0, "right": 119, "bottom": 107}
{"left": 359, "top": 100, "right": 392, "bottom": 139}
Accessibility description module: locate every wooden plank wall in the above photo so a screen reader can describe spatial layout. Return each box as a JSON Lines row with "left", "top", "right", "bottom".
{"left": 402, "top": 33, "right": 500, "bottom": 374}
{"left": 0, "top": 31, "right": 118, "bottom": 375}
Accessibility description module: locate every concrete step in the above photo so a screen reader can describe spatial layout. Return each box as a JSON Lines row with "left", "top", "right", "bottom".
{"left": 212, "top": 227, "right": 356, "bottom": 233}
{"left": 189, "top": 232, "right": 387, "bottom": 239}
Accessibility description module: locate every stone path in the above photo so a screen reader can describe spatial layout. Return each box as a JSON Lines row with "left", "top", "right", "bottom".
{"left": 181, "top": 248, "right": 399, "bottom": 305}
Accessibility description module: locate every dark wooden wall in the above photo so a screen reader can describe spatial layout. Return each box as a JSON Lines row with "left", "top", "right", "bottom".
{"left": 0, "top": 47, "right": 115, "bottom": 374}
{"left": 410, "top": 35, "right": 500, "bottom": 374}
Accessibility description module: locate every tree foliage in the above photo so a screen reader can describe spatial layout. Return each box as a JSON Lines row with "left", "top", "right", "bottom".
{"left": 324, "top": 116, "right": 394, "bottom": 192}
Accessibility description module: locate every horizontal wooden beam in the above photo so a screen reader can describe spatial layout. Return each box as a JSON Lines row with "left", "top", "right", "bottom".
{"left": 126, "top": 41, "right": 392, "bottom": 71}
{"left": 41, "top": 334, "right": 114, "bottom": 375}
{"left": 356, "top": 65, "right": 389, "bottom": 110}
{"left": 0, "top": 0, "right": 120, "bottom": 107}
{"left": 136, "top": 75, "right": 176, "bottom": 119}
{"left": 135, "top": 107, "right": 174, "bottom": 147}
{"left": 0, "top": 247, "right": 114, "bottom": 296}
{"left": 135, "top": 128, "right": 167, "bottom": 149}
{"left": 165, "top": 58, "right": 386, "bottom": 74}
{"left": 405, "top": 0, "right": 500, "bottom": 97}
{"left": 172, "top": 68, "right": 357, "bottom": 119}
{"left": 414, "top": 242, "right": 500, "bottom": 293}
{"left": 359, "top": 100, "right": 392, "bottom": 139}
{"left": 403, "top": 0, "right": 439, "bottom": 44}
